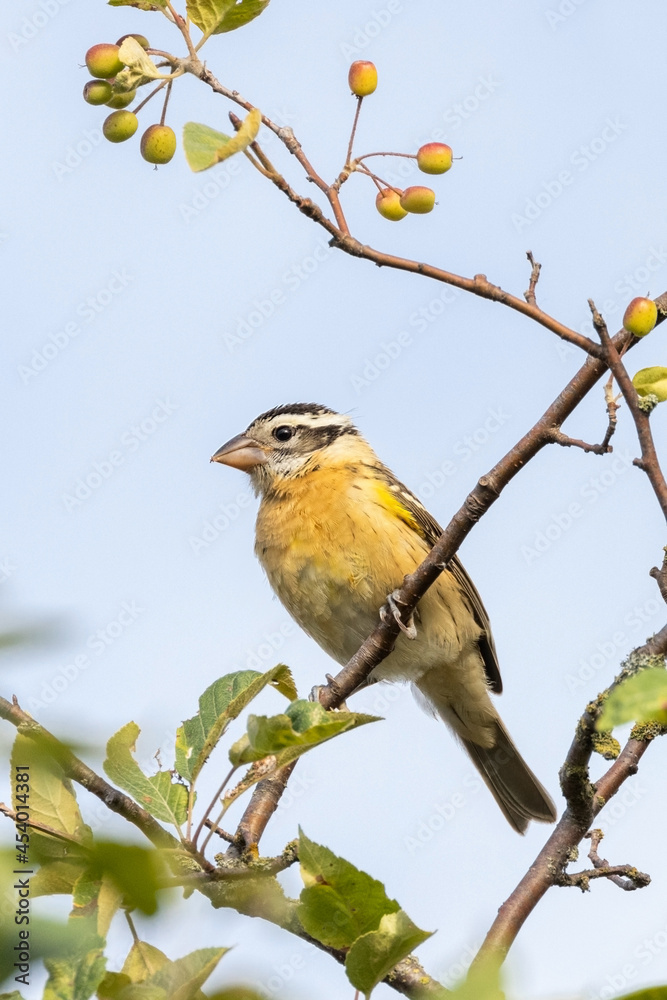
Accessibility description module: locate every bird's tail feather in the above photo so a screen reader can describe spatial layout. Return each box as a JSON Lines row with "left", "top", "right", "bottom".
{"left": 461, "top": 719, "right": 556, "bottom": 834}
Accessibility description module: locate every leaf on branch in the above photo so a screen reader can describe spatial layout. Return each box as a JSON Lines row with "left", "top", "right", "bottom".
{"left": 596, "top": 667, "right": 667, "bottom": 730}
{"left": 11, "top": 733, "right": 92, "bottom": 859}
{"left": 70, "top": 869, "right": 124, "bottom": 939}
{"left": 44, "top": 930, "right": 107, "bottom": 1000}
{"left": 31, "top": 859, "right": 86, "bottom": 898}
{"left": 632, "top": 366, "right": 667, "bottom": 402}
{"left": 182, "top": 110, "right": 261, "bottom": 172}
{"left": 121, "top": 941, "right": 170, "bottom": 982}
{"left": 132, "top": 947, "right": 229, "bottom": 1000}
{"left": 228, "top": 700, "right": 379, "bottom": 767}
{"left": 296, "top": 831, "right": 432, "bottom": 995}
{"left": 186, "top": 0, "right": 269, "bottom": 38}
{"left": 104, "top": 722, "right": 189, "bottom": 827}
{"left": 175, "top": 664, "right": 296, "bottom": 783}
{"left": 345, "top": 911, "right": 433, "bottom": 998}
{"left": 115, "top": 37, "right": 171, "bottom": 91}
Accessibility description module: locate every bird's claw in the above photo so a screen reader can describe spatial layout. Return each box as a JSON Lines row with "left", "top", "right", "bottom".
{"left": 310, "top": 676, "right": 349, "bottom": 710}
{"left": 381, "top": 590, "right": 418, "bottom": 639}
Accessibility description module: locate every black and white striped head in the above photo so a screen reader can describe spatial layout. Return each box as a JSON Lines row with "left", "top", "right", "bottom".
{"left": 211, "top": 404, "right": 367, "bottom": 492}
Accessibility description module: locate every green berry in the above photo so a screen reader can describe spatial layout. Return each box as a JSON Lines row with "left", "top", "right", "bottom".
{"left": 106, "top": 88, "right": 137, "bottom": 110}
{"left": 83, "top": 80, "right": 113, "bottom": 106}
{"left": 103, "top": 110, "right": 139, "bottom": 143}
{"left": 140, "top": 124, "right": 177, "bottom": 164}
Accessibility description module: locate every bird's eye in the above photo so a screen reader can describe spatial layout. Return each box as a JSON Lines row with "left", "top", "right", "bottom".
{"left": 273, "top": 425, "right": 294, "bottom": 442}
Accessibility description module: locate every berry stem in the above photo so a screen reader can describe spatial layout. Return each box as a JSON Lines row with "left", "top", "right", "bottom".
{"left": 356, "top": 151, "right": 417, "bottom": 162}
{"left": 160, "top": 80, "right": 173, "bottom": 126}
{"left": 345, "top": 96, "right": 363, "bottom": 167}
{"left": 133, "top": 80, "right": 168, "bottom": 116}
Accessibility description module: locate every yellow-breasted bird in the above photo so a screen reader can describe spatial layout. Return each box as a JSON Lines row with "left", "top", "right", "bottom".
{"left": 212, "top": 403, "right": 556, "bottom": 833}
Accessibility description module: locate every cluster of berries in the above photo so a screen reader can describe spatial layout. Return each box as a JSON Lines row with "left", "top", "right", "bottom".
{"left": 83, "top": 37, "right": 176, "bottom": 165}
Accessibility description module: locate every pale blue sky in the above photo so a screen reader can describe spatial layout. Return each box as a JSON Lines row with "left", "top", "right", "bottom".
{"left": 2, "top": 1, "right": 667, "bottom": 997}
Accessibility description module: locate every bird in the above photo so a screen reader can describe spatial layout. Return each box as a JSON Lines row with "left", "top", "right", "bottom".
{"left": 211, "top": 403, "right": 556, "bottom": 833}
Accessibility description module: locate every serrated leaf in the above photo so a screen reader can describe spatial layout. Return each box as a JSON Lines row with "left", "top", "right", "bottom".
{"left": 633, "top": 366, "right": 667, "bottom": 401}
{"left": 186, "top": 0, "right": 269, "bottom": 38}
{"left": 121, "top": 942, "right": 170, "bottom": 982}
{"left": 87, "top": 842, "right": 163, "bottom": 915}
{"left": 148, "top": 948, "right": 228, "bottom": 1000}
{"left": 297, "top": 830, "right": 399, "bottom": 949}
{"left": 182, "top": 110, "right": 261, "bottom": 172}
{"left": 175, "top": 665, "right": 296, "bottom": 782}
{"left": 103, "top": 722, "right": 188, "bottom": 827}
{"left": 597, "top": 667, "right": 667, "bottom": 730}
{"left": 345, "top": 910, "right": 433, "bottom": 997}
{"left": 229, "top": 700, "right": 379, "bottom": 767}
{"left": 11, "top": 734, "right": 91, "bottom": 857}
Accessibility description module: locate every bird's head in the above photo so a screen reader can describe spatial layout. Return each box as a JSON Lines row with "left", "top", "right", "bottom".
{"left": 211, "top": 403, "right": 367, "bottom": 493}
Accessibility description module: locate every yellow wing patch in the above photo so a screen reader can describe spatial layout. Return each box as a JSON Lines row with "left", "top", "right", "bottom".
{"left": 372, "top": 481, "right": 430, "bottom": 541}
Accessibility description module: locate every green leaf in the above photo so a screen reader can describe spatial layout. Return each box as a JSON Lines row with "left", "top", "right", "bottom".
{"left": 345, "top": 910, "right": 433, "bottom": 997}
{"left": 87, "top": 842, "right": 163, "bottom": 915}
{"left": 229, "top": 700, "right": 379, "bottom": 767}
{"left": 103, "top": 722, "right": 188, "bottom": 827}
{"left": 44, "top": 940, "right": 107, "bottom": 1000}
{"left": 146, "top": 948, "right": 228, "bottom": 1000}
{"left": 175, "top": 665, "right": 296, "bottom": 783}
{"left": 297, "top": 830, "right": 400, "bottom": 949}
{"left": 70, "top": 870, "right": 124, "bottom": 938}
{"left": 121, "top": 942, "right": 170, "bottom": 981}
{"left": 597, "top": 667, "right": 667, "bottom": 730}
{"left": 186, "top": 0, "right": 269, "bottom": 38}
{"left": 115, "top": 37, "right": 169, "bottom": 91}
{"left": 31, "top": 859, "right": 86, "bottom": 898}
{"left": 11, "top": 734, "right": 91, "bottom": 860}
{"left": 633, "top": 366, "right": 667, "bottom": 401}
{"left": 182, "top": 110, "right": 261, "bottom": 173}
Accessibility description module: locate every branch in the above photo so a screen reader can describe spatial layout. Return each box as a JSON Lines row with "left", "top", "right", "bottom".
{"left": 469, "top": 625, "right": 667, "bottom": 975}
{"left": 557, "top": 828, "right": 651, "bottom": 892}
{"left": 590, "top": 300, "right": 667, "bottom": 521}
{"left": 0, "top": 695, "right": 179, "bottom": 853}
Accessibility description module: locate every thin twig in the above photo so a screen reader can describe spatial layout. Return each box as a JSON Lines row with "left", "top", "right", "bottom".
{"left": 345, "top": 97, "right": 363, "bottom": 166}
{"left": 524, "top": 251, "right": 541, "bottom": 306}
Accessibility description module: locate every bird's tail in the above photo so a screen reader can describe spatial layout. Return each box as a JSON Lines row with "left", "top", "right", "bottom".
{"left": 460, "top": 719, "right": 556, "bottom": 834}
{"left": 414, "top": 666, "right": 556, "bottom": 834}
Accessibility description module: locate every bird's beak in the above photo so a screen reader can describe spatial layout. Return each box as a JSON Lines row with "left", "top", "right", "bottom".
{"left": 210, "top": 433, "right": 269, "bottom": 472}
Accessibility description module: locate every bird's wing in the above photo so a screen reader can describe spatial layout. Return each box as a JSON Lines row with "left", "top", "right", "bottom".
{"left": 379, "top": 468, "right": 503, "bottom": 693}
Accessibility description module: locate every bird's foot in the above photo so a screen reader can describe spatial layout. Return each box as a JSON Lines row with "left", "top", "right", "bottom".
{"left": 381, "top": 590, "right": 418, "bottom": 639}
{"left": 309, "top": 675, "right": 349, "bottom": 710}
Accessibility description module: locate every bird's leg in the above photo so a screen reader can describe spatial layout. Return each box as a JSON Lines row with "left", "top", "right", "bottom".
{"left": 381, "top": 589, "right": 418, "bottom": 639}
